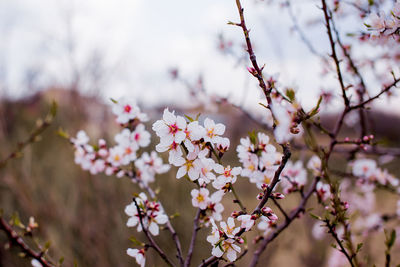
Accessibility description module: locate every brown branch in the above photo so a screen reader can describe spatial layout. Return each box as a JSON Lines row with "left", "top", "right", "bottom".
{"left": 128, "top": 173, "right": 184, "bottom": 265}
{"left": 350, "top": 77, "right": 400, "bottom": 110}
{"left": 0, "top": 217, "right": 55, "bottom": 267}
{"left": 0, "top": 102, "right": 56, "bottom": 169}
{"left": 252, "top": 144, "right": 291, "bottom": 216}
{"left": 249, "top": 177, "right": 319, "bottom": 267}
{"left": 325, "top": 219, "right": 355, "bottom": 267}
{"left": 233, "top": 0, "right": 273, "bottom": 109}
{"left": 321, "top": 0, "right": 350, "bottom": 106}
{"left": 184, "top": 209, "right": 202, "bottom": 267}
{"left": 132, "top": 199, "right": 176, "bottom": 267}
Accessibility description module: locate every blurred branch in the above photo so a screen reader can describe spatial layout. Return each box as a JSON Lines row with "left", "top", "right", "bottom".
{"left": 0, "top": 217, "right": 55, "bottom": 267}
{"left": 249, "top": 177, "right": 319, "bottom": 267}
{"left": 0, "top": 101, "right": 57, "bottom": 169}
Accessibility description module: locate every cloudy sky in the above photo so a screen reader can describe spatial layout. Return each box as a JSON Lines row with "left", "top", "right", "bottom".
{"left": 0, "top": 0, "right": 398, "bottom": 112}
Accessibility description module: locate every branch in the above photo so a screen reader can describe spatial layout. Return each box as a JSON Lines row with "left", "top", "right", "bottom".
{"left": 321, "top": 0, "right": 350, "bottom": 106}
{"left": 325, "top": 219, "right": 355, "bottom": 267}
{"left": 129, "top": 173, "right": 184, "bottom": 265}
{"left": 249, "top": 177, "right": 319, "bottom": 267}
{"left": 0, "top": 102, "right": 57, "bottom": 169}
{"left": 350, "top": 77, "right": 400, "bottom": 110}
{"left": 132, "top": 199, "right": 176, "bottom": 267}
{"left": 0, "top": 217, "right": 55, "bottom": 267}
{"left": 184, "top": 209, "right": 202, "bottom": 267}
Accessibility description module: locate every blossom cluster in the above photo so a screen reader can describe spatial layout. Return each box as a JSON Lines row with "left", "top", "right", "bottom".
{"left": 124, "top": 193, "right": 168, "bottom": 236}
{"left": 366, "top": 1, "right": 400, "bottom": 38}
{"left": 152, "top": 109, "right": 241, "bottom": 223}
{"left": 236, "top": 132, "right": 282, "bottom": 189}
{"left": 71, "top": 100, "right": 170, "bottom": 185}
{"left": 352, "top": 158, "right": 399, "bottom": 188}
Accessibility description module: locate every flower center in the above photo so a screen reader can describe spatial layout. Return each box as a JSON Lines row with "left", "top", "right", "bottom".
{"left": 196, "top": 194, "right": 204, "bottom": 203}
{"left": 124, "top": 105, "right": 132, "bottom": 113}
{"left": 169, "top": 123, "right": 179, "bottom": 134}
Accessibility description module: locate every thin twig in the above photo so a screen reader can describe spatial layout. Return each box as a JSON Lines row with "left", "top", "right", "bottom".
{"left": 0, "top": 217, "right": 55, "bottom": 267}
{"left": 249, "top": 177, "right": 319, "bottom": 267}
{"left": 132, "top": 199, "right": 176, "bottom": 267}
{"left": 184, "top": 209, "right": 202, "bottom": 267}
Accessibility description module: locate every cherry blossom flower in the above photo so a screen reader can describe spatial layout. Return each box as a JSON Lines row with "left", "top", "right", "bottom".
{"left": 125, "top": 193, "right": 168, "bottom": 236}
{"left": 207, "top": 191, "right": 224, "bottom": 221}
{"left": 175, "top": 152, "right": 201, "bottom": 180}
{"left": 271, "top": 102, "right": 292, "bottom": 144}
{"left": 134, "top": 151, "right": 170, "bottom": 185}
{"left": 220, "top": 217, "right": 240, "bottom": 238}
{"left": 152, "top": 108, "right": 187, "bottom": 146}
{"left": 203, "top": 118, "right": 226, "bottom": 144}
{"left": 127, "top": 248, "right": 145, "bottom": 267}
{"left": 156, "top": 140, "right": 184, "bottom": 166}
{"left": 132, "top": 124, "right": 151, "bottom": 148}
{"left": 307, "top": 155, "right": 322, "bottom": 176}
{"left": 368, "top": 12, "right": 386, "bottom": 37}
{"left": 197, "top": 157, "right": 217, "bottom": 185}
{"left": 108, "top": 146, "right": 131, "bottom": 167}
{"left": 191, "top": 188, "right": 210, "bottom": 210}
{"left": 212, "top": 165, "right": 242, "bottom": 190}
{"left": 237, "top": 214, "right": 255, "bottom": 231}
{"left": 31, "top": 259, "right": 42, "bottom": 267}
{"left": 71, "top": 130, "right": 89, "bottom": 146}
{"left": 352, "top": 158, "right": 377, "bottom": 179}
{"left": 213, "top": 238, "right": 241, "bottom": 262}
{"left": 215, "top": 137, "right": 230, "bottom": 153}
{"left": 316, "top": 182, "right": 331, "bottom": 202}
{"left": 280, "top": 161, "right": 307, "bottom": 194}
{"left": 112, "top": 99, "right": 148, "bottom": 124}
{"left": 183, "top": 121, "right": 206, "bottom": 152}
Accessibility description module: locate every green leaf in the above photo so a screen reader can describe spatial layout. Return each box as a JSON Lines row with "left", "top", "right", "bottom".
{"left": 58, "top": 257, "right": 65, "bottom": 265}
{"left": 57, "top": 128, "right": 70, "bottom": 139}
{"left": 50, "top": 100, "right": 58, "bottom": 117}
{"left": 11, "top": 213, "right": 25, "bottom": 229}
{"left": 110, "top": 98, "right": 118, "bottom": 104}
{"left": 386, "top": 229, "right": 396, "bottom": 249}
{"left": 129, "top": 236, "right": 144, "bottom": 246}
{"left": 184, "top": 115, "right": 194, "bottom": 122}
{"left": 309, "top": 213, "right": 322, "bottom": 220}
{"left": 309, "top": 96, "right": 322, "bottom": 117}
{"left": 356, "top": 243, "right": 363, "bottom": 253}
{"left": 285, "top": 88, "right": 296, "bottom": 102}
{"left": 368, "top": 0, "right": 374, "bottom": 6}
{"left": 248, "top": 131, "right": 257, "bottom": 145}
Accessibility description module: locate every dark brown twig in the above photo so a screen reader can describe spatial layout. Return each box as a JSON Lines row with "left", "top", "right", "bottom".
{"left": 132, "top": 199, "right": 176, "bottom": 267}
{"left": 184, "top": 209, "right": 202, "bottom": 267}
{"left": 0, "top": 217, "right": 55, "bottom": 267}
{"left": 249, "top": 177, "right": 319, "bottom": 267}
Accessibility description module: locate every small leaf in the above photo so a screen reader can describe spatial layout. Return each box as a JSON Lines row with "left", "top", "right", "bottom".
{"left": 309, "top": 213, "right": 322, "bottom": 220}
{"left": 50, "top": 101, "right": 58, "bottom": 117}
{"left": 110, "top": 98, "right": 118, "bottom": 104}
{"left": 44, "top": 241, "right": 51, "bottom": 251}
{"left": 285, "top": 88, "right": 296, "bottom": 102}
{"left": 184, "top": 115, "right": 194, "bottom": 122}
{"left": 129, "top": 236, "right": 144, "bottom": 246}
{"left": 248, "top": 131, "right": 257, "bottom": 145}
{"left": 309, "top": 96, "right": 322, "bottom": 117}
{"left": 58, "top": 257, "right": 65, "bottom": 265}
{"left": 57, "top": 128, "right": 70, "bottom": 139}
{"left": 368, "top": 0, "right": 374, "bottom": 6}
{"left": 356, "top": 243, "right": 363, "bottom": 253}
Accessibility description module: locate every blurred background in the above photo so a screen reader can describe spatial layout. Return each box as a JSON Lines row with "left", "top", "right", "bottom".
{"left": 1, "top": 0, "right": 400, "bottom": 266}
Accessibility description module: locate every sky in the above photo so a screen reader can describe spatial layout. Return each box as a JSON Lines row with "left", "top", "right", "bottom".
{"left": 0, "top": 0, "right": 398, "bottom": 113}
